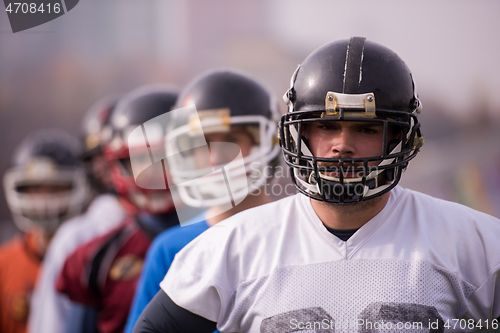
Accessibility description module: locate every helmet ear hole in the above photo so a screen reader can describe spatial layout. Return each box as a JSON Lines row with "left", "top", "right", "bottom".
{"left": 384, "top": 168, "right": 395, "bottom": 182}
{"left": 384, "top": 139, "right": 401, "bottom": 182}
{"left": 386, "top": 139, "right": 400, "bottom": 156}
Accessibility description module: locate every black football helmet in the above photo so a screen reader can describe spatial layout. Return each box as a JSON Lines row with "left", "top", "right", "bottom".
{"left": 280, "top": 37, "right": 424, "bottom": 204}
{"left": 104, "top": 85, "right": 179, "bottom": 215}
{"left": 166, "top": 69, "right": 280, "bottom": 208}
{"left": 3, "top": 129, "right": 90, "bottom": 233}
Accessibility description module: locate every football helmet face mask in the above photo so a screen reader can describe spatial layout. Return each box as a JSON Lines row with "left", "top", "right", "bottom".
{"left": 104, "top": 85, "right": 179, "bottom": 215}
{"left": 166, "top": 69, "right": 280, "bottom": 208}
{"left": 3, "top": 129, "right": 90, "bottom": 234}
{"left": 280, "top": 37, "right": 424, "bottom": 204}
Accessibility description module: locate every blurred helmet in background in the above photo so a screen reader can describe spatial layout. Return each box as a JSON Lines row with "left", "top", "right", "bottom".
{"left": 80, "top": 95, "right": 120, "bottom": 194}
{"left": 166, "top": 69, "right": 280, "bottom": 208}
{"left": 3, "top": 129, "right": 90, "bottom": 234}
{"left": 104, "top": 85, "right": 179, "bottom": 215}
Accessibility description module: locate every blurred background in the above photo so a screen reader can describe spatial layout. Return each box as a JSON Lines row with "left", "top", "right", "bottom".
{"left": 1, "top": 0, "right": 500, "bottom": 242}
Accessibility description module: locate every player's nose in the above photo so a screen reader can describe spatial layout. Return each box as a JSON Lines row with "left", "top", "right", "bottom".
{"left": 331, "top": 127, "right": 355, "bottom": 157}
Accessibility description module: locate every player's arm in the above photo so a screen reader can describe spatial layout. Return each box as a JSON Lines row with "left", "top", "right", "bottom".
{"left": 132, "top": 290, "right": 217, "bottom": 333}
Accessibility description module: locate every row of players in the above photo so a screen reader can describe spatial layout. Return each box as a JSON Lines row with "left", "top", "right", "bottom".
{"left": 0, "top": 68, "right": 280, "bottom": 333}
{"left": 2, "top": 37, "right": 500, "bottom": 333}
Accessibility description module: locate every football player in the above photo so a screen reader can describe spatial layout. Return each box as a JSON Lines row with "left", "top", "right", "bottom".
{"left": 125, "top": 69, "right": 280, "bottom": 333}
{"left": 133, "top": 38, "right": 500, "bottom": 333}
{"left": 0, "top": 129, "right": 89, "bottom": 333}
{"left": 28, "top": 96, "right": 127, "bottom": 333}
{"left": 55, "top": 85, "right": 185, "bottom": 333}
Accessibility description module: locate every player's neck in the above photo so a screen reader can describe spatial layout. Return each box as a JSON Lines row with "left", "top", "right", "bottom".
{"left": 26, "top": 228, "right": 51, "bottom": 259}
{"left": 206, "top": 191, "right": 271, "bottom": 226}
{"left": 310, "top": 192, "right": 390, "bottom": 230}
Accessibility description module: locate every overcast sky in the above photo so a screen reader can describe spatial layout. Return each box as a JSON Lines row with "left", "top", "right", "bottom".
{"left": 2, "top": 0, "right": 499, "bottom": 121}
{"left": 268, "top": 0, "right": 500, "bottom": 119}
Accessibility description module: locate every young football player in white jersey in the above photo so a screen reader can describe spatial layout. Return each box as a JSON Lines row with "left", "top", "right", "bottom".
{"left": 133, "top": 37, "right": 500, "bottom": 333}
{"left": 125, "top": 69, "right": 280, "bottom": 333}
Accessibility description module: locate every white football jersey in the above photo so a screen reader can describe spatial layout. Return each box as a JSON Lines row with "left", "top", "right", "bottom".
{"left": 28, "top": 194, "right": 126, "bottom": 333}
{"left": 162, "top": 186, "right": 500, "bottom": 332}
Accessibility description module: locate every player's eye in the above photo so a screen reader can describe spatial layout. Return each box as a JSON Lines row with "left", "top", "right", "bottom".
{"left": 357, "top": 125, "right": 380, "bottom": 134}
{"left": 224, "top": 135, "right": 242, "bottom": 143}
{"left": 316, "top": 122, "right": 337, "bottom": 131}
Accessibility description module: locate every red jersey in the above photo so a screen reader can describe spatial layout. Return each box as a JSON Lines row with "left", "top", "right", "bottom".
{"left": 56, "top": 217, "right": 151, "bottom": 333}
{"left": 0, "top": 233, "right": 42, "bottom": 333}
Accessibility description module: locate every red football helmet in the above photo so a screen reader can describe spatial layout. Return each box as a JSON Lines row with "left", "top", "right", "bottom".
{"left": 103, "top": 85, "right": 179, "bottom": 215}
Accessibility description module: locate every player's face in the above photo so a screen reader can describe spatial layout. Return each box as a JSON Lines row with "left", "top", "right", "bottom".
{"left": 304, "top": 120, "right": 390, "bottom": 177}
{"left": 197, "top": 126, "right": 255, "bottom": 167}
{"left": 205, "top": 126, "right": 254, "bottom": 165}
